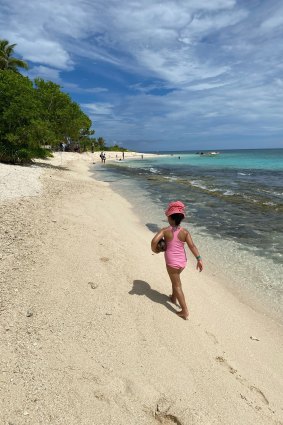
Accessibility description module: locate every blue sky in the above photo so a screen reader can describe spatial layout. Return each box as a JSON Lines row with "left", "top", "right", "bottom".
{"left": 1, "top": 0, "right": 283, "bottom": 151}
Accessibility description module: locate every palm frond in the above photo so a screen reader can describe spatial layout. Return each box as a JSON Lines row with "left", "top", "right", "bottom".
{"left": 0, "top": 39, "right": 28, "bottom": 72}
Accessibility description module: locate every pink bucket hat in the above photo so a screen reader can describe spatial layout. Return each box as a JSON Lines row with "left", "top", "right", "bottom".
{"left": 165, "top": 201, "right": 186, "bottom": 217}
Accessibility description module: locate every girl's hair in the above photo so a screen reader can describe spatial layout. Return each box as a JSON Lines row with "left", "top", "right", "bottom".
{"left": 170, "top": 213, "right": 184, "bottom": 226}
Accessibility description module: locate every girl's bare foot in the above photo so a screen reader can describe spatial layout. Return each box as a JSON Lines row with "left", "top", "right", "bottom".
{"left": 176, "top": 310, "right": 189, "bottom": 320}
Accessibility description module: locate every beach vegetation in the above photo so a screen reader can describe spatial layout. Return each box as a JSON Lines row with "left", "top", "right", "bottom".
{"left": 0, "top": 71, "right": 93, "bottom": 164}
{"left": 97, "top": 137, "right": 106, "bottom": 150}
{"left": 0, "top": 39, "right": 125, "bottom": 163}
{"left": 0, "top": 39, "right": 28, "bottom": 72}
{"left": 76, "top": 137, "right": 128, "bottom": 153}
{"left": 0, "top": 70, "right": 51, "bottom": 163}
{"left": 106, "top": 143, "right": 127, "bottom": 152}
{"left": 34, "top": 79, "right": 92, "bottom": 144}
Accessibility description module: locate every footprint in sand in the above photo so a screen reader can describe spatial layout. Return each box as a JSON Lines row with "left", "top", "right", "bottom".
{"left": 155, "top": 410, "right": 183, "bottom": 425}
{"left": 215, "top": 356, "right": 270, "bottom": 409}
{"left": 215, "top": 356, "right": 237, "bottom": 374}
{"left": 155, "top": 413, "right": 182, "bottom": 425}
{"left": 100, "top": 257, "right": 109, "bottom": 262}
{"left": 249, "top": 386, "right": 269, "bottom": 405}
{"left": 155, "top": 399, "right": 183, "bottom": 425}
{"left": 205, "top": 330, "right": 219, "bottom": 345}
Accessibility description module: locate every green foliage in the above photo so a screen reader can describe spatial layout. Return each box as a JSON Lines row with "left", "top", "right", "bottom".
{"left": 106, "top": 143, "right": 128, "bottom": 152}
{"left": 0, "top": 71, "right": 94, "bottom": 164}
{"left": 0, "top": 70, "right": 50, "bottom": 163}
{"left": 34, "top": 79, "right": 92, "bottom": 143}
{"left": 97, "top": 137, "right": 106, "bottom": 150}
{"left": 79, "top": 136, "right": 108, "bottom": 152}
{"left": 81, "top": 137, "right": 128, "bottom": 153}
{"left": 0, "top": 140, "right": 52, "bottom": 164}
{"left": 0, "top": 39, "right": 28, "bottom": 72}
{"left": 0, "top": 39, "right": 116, "bottom": 164}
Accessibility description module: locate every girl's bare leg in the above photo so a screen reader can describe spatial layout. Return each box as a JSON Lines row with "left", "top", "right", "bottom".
{"left": 166, "top": 266, "right": 189, "bottom": 319}
{"left": 169, "top": 291, "right": 178, "bottom": 305}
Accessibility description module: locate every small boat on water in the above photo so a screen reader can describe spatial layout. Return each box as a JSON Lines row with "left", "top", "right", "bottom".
{"left": 207, "top": 151, "right": 220, "bottom": 156}
{"left": 197, "top": 151, "right": 220, "bottom": 156}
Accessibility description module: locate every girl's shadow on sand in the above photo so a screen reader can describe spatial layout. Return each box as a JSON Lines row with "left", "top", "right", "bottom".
{"left": 129, "top": 280, "right": 177, "bottom": 314}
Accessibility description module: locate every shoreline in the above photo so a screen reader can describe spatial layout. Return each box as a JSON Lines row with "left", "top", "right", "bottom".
{"left": 1, "top": 153, "right": 283, "bottom": 424}
{"left": 92, "top": 160, "right": 283, "bottom": 326}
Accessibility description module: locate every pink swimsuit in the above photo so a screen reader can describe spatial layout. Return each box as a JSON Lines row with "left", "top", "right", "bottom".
{"left": 164, "top": 226, "right": 187, "bottom": 269}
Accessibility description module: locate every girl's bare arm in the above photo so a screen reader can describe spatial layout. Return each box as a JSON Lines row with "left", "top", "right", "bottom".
{"left": 185, "top": 232, "right": 203, "bottom": 271}
{"left": 151, "top": 229, "right": 165, "bottom": 253}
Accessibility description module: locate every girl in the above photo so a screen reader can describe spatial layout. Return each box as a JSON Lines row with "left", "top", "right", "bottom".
{"left": 151, "top": 201, "right": 203, "bottom": 320}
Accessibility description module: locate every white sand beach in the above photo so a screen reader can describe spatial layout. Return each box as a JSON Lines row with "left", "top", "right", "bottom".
{"left": 0, "top": 152, "right": 282, "bottom": 425}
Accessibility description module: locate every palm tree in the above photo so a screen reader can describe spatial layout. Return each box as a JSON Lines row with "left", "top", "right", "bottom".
{"left": 97, "top": 137, "right": 106, "bottom": 150}
{"left": 0, "top": 39, "right": 28, "bottom": 72}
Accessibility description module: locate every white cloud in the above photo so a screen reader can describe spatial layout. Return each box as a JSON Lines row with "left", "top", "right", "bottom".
{"left": 138, "top": 48, "right": 230, "bottom": 84}
{"left": 275, "top": 78, "right": 283, "bottom": 87}
{"left": 19, "top": 38, "right": 72, "bottom": 70}
{"left": 0, "top": 0, "right": 246, "bottom": 80}
{"left": 28, "top": 66, "right": 61, "bottom": 81}
{"left": 0, "top": 0, "right": 246, "bottom": 88}
{"left": 187, "top": 81, "right": 230, "bottom": 91}
{"left": 82, "top": 103, "right": 114, "bottom": 116}
{"left": 261, "top": 7, "right": 283, "bottom": 30}
{"left": 63, "top": 83, "right": 108, "bottom": 94}
{"left": 0, "top": 0, "right": 283, "bottom": 148}
{"left": 186, "top": 0, "right": 236, "bottom": 11}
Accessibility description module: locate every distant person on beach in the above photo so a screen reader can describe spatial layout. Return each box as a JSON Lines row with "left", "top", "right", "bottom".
{"left": 151, "top": 201, "right": 203, "bottom": 320}
{"left": 102, "top": 153, "right": 106, "bottom": 163}
{"left": 100, "top": 152, "right": 104, "bottom": 162}
{"left": 122, "top": 152, "right": 125, "bottom": 160}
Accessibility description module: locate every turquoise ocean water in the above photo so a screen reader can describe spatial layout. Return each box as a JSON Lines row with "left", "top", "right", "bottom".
{"left": 93, "top": 149, "right": 283, "bottom": 322}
